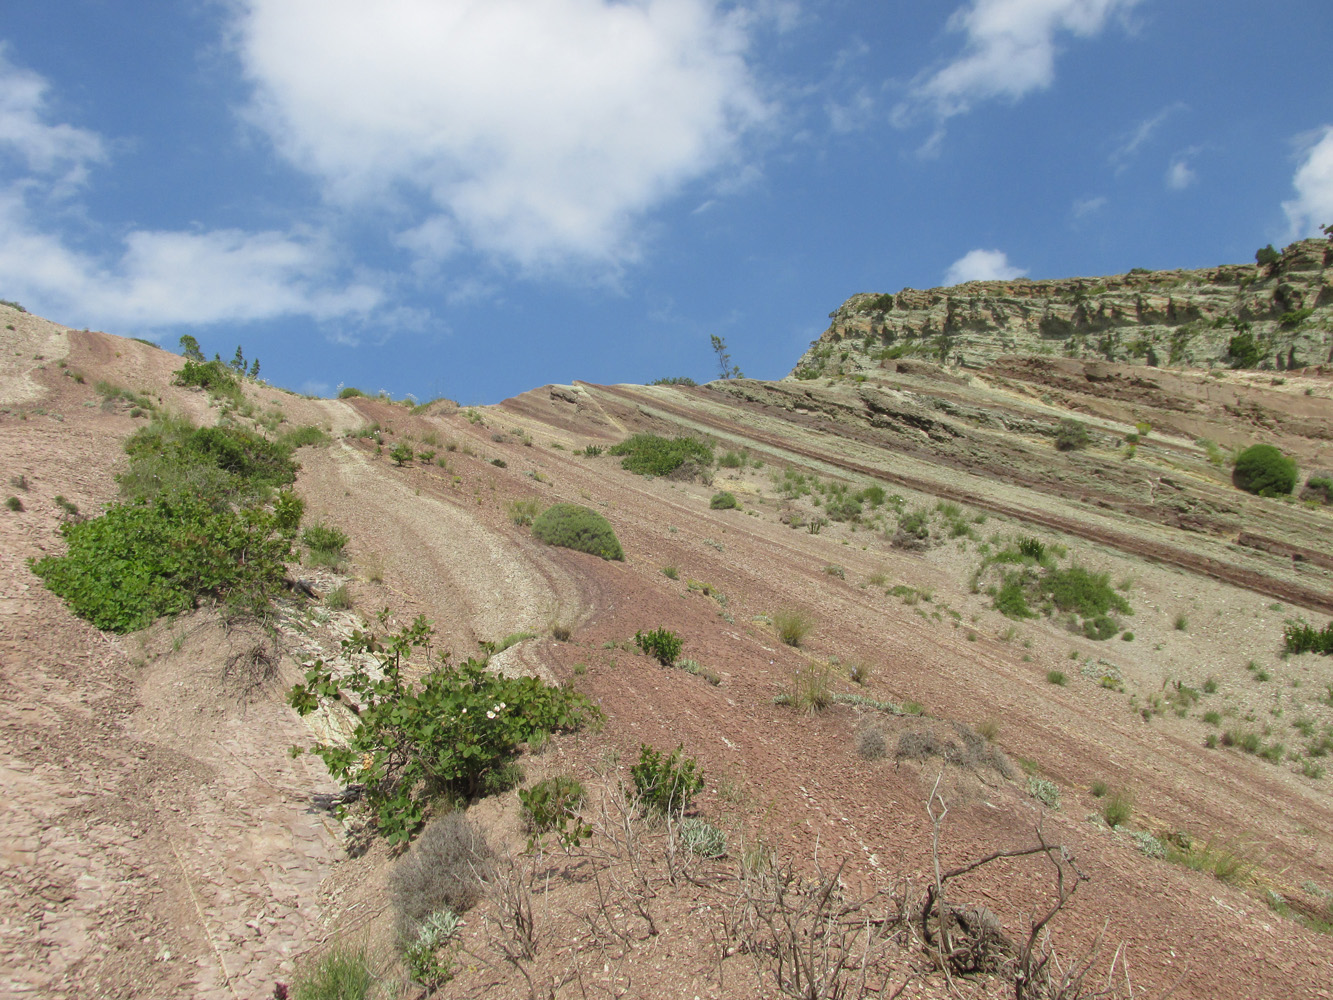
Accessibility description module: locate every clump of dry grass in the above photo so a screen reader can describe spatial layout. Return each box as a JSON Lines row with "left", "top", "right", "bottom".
{"left": 773, "top": 607, "right": 815, "bottom": 647}
{"left": 390, "top": 810, "right": 495, "bottom": 942}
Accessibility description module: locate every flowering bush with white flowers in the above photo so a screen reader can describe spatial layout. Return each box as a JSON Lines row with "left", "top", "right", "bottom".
{"left": 289, "top": 613, "right": 601, "bottom": 845}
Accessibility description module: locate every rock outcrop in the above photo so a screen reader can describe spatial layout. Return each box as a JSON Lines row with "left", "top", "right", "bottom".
{"left": 791, "top": 237, "right": 1333, "bottom": 379}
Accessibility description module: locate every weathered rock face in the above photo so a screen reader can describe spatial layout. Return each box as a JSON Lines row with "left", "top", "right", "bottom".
{"left": 790, "top": 237, "right": 1333, "bottom": 379}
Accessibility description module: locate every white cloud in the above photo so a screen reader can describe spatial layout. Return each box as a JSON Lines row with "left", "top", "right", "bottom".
{"left": 944, "top": 248, "right": 1027, "bottom": 285}
{"left": 1166, "top": 157, "right": 1196, "bottom": 191}
{"left": 233, "top": 0, "right": 770, "bottom": 269}
{"left": 900, "top": 0, "right": 1142, "bottom": 122}
{"left": 1109, "top": 102, "right": 1185, "bottom": 170}
{"left": 0, "top": 46, "right": 105, "bottom": 176}
{"left": 1282, "top": 125, "right": 1333, "bottom": 238}
{"left": 0, "top": 53, "right": 384, "bottom": 332}
{"left": 1072, "top": 195, "right": 1107, "bottom": 217}
{"left": 0, "top": 192, "right": 383, "bottom": 328}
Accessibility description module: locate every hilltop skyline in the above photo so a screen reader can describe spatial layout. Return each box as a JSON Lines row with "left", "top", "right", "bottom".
{"left": 2, "top": 0, "right": 1332, "bottom": 402}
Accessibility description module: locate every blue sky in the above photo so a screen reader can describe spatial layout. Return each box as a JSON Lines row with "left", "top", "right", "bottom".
{"left": 2, "top": 1, "right": 1331, "bottom": 403}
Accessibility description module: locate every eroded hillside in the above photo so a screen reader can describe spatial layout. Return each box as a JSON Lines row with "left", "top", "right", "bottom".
{"left": 3, "top": 283, "right": 1333, "bottom": 999}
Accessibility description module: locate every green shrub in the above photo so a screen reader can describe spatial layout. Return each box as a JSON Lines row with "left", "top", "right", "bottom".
{"left": 1255, "top": 244, "right": 1281, "bottom": 266}
{"left": 709, "top": 490, "right": 739, "bottom": 510}
{"left": 649, "top": 376, "right": 697, "bottom": 387}
{"left": 5, "top": 496, "right": 21, "bottom": 512}
{"left": 1228, "top": 329, "right": 1262, "bottom": 369}
{"left": 173, "top": 359, "right": 239, "bottom": 397}
{"left": 661, "top": 566, "right": 679, "bottom": 580}
{"left": 290, "top": 946, "right": 374, "bottom": 1000}
{"left": 289, "top": 616, "right": 602, "bottom": 844}
{"left": 530, "top": 503, "right": 624, "bottom": 560}
{"left": 32, "top": 489, "right": 298, "bottom": 632}
{"left": 519, "top": 775, "right": 591, "bottom": 849}
{"left": 1046, "top": 670, "right": 1068, "bottom": 686}
{"left": 338, "top": 386, "right": 366, "bottom": 398}
{"left": 608, "top": 433, "right": 712, "bottom": 477}
{"left": 1233, "top": 444, "right": 1297, "bottom": 497}
{"left": 1042, "top": 565, "right": 1132, "bottom": 618}
{"left": 635, "top": 627, "right": 683, "bottom": 666}
{"left": 325, "top": 584, "right": 352, "bottom": 611}
{"left": 773, "top": 607, "right": 815, "bottom": 647}
{"left": 302, "top": 521, "right": 349, "bottom": 560}
{"left": 1284, "top": 619, "right": 1333, "bottom": 655}
{"left": 390, "top": 442, "right": 414, "bottom": 466}
{"left": 508, "top": 498, "right": 540, "bottom": 526}
{"left": 630, "top": 743, "right": 703, "bottom": 815}
{"left": 897, "top": 509, "right": 929, "bottom": 538}
{"left": 278, "top": 425, "right": 329, "bottom": 450}
{"left": 678, "top": 817, "right": 726, "bottom": 858}
{"left": 995, "top": 574, "right": 1036, "bottom": 619}
{"left": 1054, "top": 418, "right": 1092, "bottom": 451}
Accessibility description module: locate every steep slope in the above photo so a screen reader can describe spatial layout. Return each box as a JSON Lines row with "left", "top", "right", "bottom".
{"left": 2, "top": 277, "right": 1333, "bottom": 1000}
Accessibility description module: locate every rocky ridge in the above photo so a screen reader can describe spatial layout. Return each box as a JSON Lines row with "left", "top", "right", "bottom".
{"left": 793, "top": 236, "right": 1333, "bottom": 378}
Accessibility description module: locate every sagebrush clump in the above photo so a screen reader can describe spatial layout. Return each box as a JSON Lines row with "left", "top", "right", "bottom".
{"left": 530, "top": 503, "right": 624, "bottom": 560}
{"left": 1233, "top": 443, "right": 1298, "bottom": 497}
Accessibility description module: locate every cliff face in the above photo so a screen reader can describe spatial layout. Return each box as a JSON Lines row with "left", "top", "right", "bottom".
{"left": 791, "top": 237, "right": 1333, "bottom": 379}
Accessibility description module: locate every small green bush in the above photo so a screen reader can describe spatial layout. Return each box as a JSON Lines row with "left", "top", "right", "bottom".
{"left": 5, "top": 496, "right": 22, "bottom": 512}
{"left": 303, "top": 521, "right": 349, "bottom": 557}
{"left": 609, "top": 434, "right": 713, "bottom": 477}
{"left": 678, "top": 817, "right": 726, "bottom": 858}
{"left": 173, "top": 359, "right": 239, "bottom": 397}
{"left": 508, "top": 498, "right": 540, "bottom": 526}
{"left": 519, "top": 775, "right": 591, "bottom": 849}
{"left": 635, "top": 627, "right": 683, "bottom": 666}
{"left": 1054, "top": 418, "right": 1092, "bottom": 451}
{"left": 1046, "top": 670, "right": 1068, "bottom": 686}
{"left": 709, "top": 491, "right": 739, "bottom": 510}
{"left": 338, "top": 386, "right": 366, "bottom": 398}
{"left": 1233, "top": 444, "right": 1297, "bottom": 497}
{"left": 631, "top": 743, "right": 703, "bottom": 815}
{"left": 530, "top": 503, "right": 624, "bottom": 560}
{"left": 390, "top": 442, "right": 414, "bottom": 466}
{"left": 1284, "top": 619, "right": 1333, "bottom": 655}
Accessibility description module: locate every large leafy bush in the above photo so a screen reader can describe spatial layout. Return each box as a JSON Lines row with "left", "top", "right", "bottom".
{"left": 33, "top": 491, "right": 298, "bottom": 632}
{"left": 1233, "top": 444, "right": 1297, "bottom": 497}
{"left": 608, "top": 433, "right": 713, "bottom": 476}
{"left": 530, "top": 503, "right": 624, "bottom": 560}
{"left": 33, "top": 414, "right": 304, "bottom": 632}
{"left": 289, "top": 615, "right": 602, "bottom": 845}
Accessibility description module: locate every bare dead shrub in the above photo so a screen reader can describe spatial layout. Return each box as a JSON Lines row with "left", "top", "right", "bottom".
{"left": 856, "top": 727, "right": 888, "bottom": 760}
{"left": 390, "top": 810, "right": 495, "bottom": 941}
{"left": 221, "top": 640, "right": 279, "bottom": 705}
{"left": 895, "top": 722, "right": 1013, "bottom": 778}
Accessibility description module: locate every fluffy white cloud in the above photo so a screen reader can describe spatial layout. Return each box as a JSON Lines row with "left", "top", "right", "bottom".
{"left": 902, "top": 0, "right": 1142, "bottom": 121}
{"left": 1283, "top": 125, "right": 1333, "bottom": 238}
{"left": 232, "top": 0, "right": 769, "bottom": 269}
{"left": 0, "top": 193, "right": 382, "bottom": 328}
{"left": 0, "top": 46, "right": 105, "bottom": 178}
{"left": 944, "top": 248, "right": 1027, "bottom": 285}
{"left": 0, "top": 51, "right": 382, "bottom": 331}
